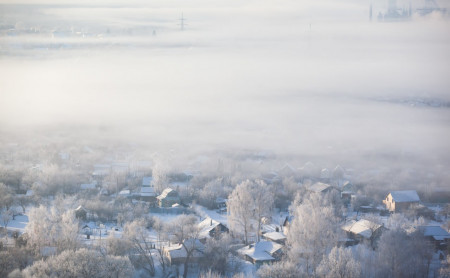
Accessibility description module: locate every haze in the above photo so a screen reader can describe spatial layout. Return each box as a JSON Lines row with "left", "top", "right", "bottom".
{"left": 1, "top": 0, "right": 450, "bottom": 165}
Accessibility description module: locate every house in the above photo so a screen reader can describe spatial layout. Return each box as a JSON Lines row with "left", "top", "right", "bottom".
{"left": 282, "top": 215, "right": 293, "bottom": 235}
{"left": 342, "top": 219, "right": 385, "bottom": 247}
{"left": 278, "top": 164, "right": 296, "bottom": 177}
{"left": 214, "top": 197, "right": 227, "bottom": 210}
{"left": 341, "top": 181, "right": 355, "bottom": 202}
{"left": 164, "top": 239, "right": 205, "bottom": 265}
{"left": 262, "top": 232, "right": 287, "bottom": 245}
{"left": 237, "top": 241, "right": 283, "bottom": 266}
{"left": 198, "top": 217, "right": 229, "bottom": 242}
{"left": 418, "top": 226, "right": 450, "bottom": 250}
{"left": 308, "top": 182, "right": 334, "bottom": 194}
{"left": 320, "top": 168, "right": 331, "bottom": 180}
{"left": 157, "top": 188, "right": 181, "bottom": 207}
{"left": 383, "top": 190, "right": 420, "bottom": 212}
{"left": 136, "top": 177, "right": 157, "bottom": 203}
{"left": 142, "top": 177, "right": 153, "bottom": 187}
{"left": 75, "top": 205, "right": 88, "bottom": 220}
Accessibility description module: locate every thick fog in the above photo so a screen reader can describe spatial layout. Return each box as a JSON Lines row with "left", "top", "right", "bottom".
{"left": 1, "top": 0, "right": 450, "bottom": 168}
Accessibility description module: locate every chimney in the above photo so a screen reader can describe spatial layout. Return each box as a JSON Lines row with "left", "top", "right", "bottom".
{"left": 210, "top": 218, "right": 212, "bottom": 226}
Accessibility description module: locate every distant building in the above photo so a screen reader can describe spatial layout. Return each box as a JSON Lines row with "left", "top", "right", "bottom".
{"left": 156, "top": 188, "right": 181, "bottom": 207}
{"left": 308, "top": 182, "right": 334, "bottom": 194}
{"left": 383, "top": 190, "right": 420, "bottom": 212}
{"left": 74, "top": 205, "right": 88, "bottom": 221}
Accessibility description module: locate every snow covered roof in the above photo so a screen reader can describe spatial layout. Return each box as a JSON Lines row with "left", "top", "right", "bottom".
{"left": 118, "top": 189, "right": 130, "bottom": 196}
{"left": 237, "top": 241, "right": 283, "bottom": 262}
{"left": 263, "top": 232, "right": 287, "bottom": 242}
{"left": 389, "top": 190, "right": 420, "bottom": 203}
{"left": 166, "top": 239, "right": 205, "bottom": 259}
{"left": 419, "top": 226, "right": 450, "bottom": 240}
{"left": 198, "top": 217, "right": 224, "bottom": 239}
{"left": 157, "top": 188, "right": 178, "bottom": 200}
{"left": 342, "top": 219, "right": 382, "bottom": 239}
{"left": 142, "top": 177, "right": 153, "bottom": 187}
{"left": 75, "top": 205, "right": 87, "bottom": 212}
{"left": 309, "top": 182, "right": 332, "bottom": 193}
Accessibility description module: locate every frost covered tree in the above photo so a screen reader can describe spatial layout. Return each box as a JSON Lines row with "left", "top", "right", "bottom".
{"left": 25, "top": 205, "right": 79, "bottom": 255}
{"left": 257, "top": 260, "right": 307, "bottom": 278}
{"left": 202, "top": 233, "right": 233, "bottom": 275}
{"left": 1, "top": 209, "right": 13, "bottom": 230}
{"left": 152, "top": 161, "right": 169, "bottom": 195}
{"left": 123, "top": 219, "right": 155, "bottom": 276}
{"left": 287, "top": 193, "right": 341, "bottom": 275}
{"left": 375, "top": 228, "right": 433, "bottom": 278}
{"left": 316, "top": 246, "right": 361, "bottom": 278}
{"left": 0, "top": 183, "right": 14, "bottom": 211}
{"left": 21, "top": 248, "right": 134, "bottom": 278}
{"left": 227, "top": 180, "right": 273, "bottom": 244}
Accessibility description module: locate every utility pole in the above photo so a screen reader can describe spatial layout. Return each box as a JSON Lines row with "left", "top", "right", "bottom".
{"left": 178, "top": 13, "right": 187, "bottom": 31}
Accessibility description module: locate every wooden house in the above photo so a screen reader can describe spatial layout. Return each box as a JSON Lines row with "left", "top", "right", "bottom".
{"left": 156, "top": 188, "right": 181, "bottom": 207}
{"left": 383, "top": 190, "right": 420, "bottom": 212}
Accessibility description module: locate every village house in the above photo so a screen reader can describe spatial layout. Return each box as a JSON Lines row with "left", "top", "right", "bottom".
{"left": 198, "top": 217, "right": 229, "bottom": 242}
{"left": 237, "top": 241, "right": 283, "bottom": 266}
{"left": 156, "top": 188, "right": 181, "bottom": 207}
{"left": 383, "top": 190, "right": 420, "bottom": 212}
{"left": 133, "top": 177, "right": 156, "bottom": 204}
{"left": 163, "top": 239, "right": 205, "bottom": 265}
{"left": 74, "top": 205, "right": 88, "bottom": 221}
{"left": 307, "top": 182, "right": 335, "bottom": 194}
{"left": 262, "top": 232, "right": 286, "bottom": 245}
{"left": 418, "top": 226, "right": 450, "bottom": 250}
{"left": 342, "top": 219, "right": 386, "bottom": 247}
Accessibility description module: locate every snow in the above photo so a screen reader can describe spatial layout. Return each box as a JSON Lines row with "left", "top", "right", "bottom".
{"left": 342, "top": 219, "right": 382, "bottom": 239}
{"left": 262, "top": 232, "right": 286, "bottom": 242}
{"left": 419, "top": 226, "right": 450, "bottom": 240}
{"left": 237, "top": 241, "right": 283, "bottom": 262}
{"left": 309, "top": 182, "right": 332, "bottom": 193}
{"left": 390, "top": 190, "right": 420, "bottom": 203}
{"left": 198, "top": 217, "right": 223, "bottom": 239}
{"left": 195, "top": 205, "right": 228, "bottom": 226}
{"left": 3, "top": 214, "right": 28, "bottom": 234}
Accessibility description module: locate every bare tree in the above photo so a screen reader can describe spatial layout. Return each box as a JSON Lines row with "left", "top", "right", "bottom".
{"left": 168, "top": 214, "right": 201, "bottom": 278}
{"left": 152, "top": 217, "right": 168, "bottom": 272}
{"left": 123, "top": 219, "right": 156, "bottom": 276}
{"left": 1, "top": 209, "right": 13, "bottom": 230}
